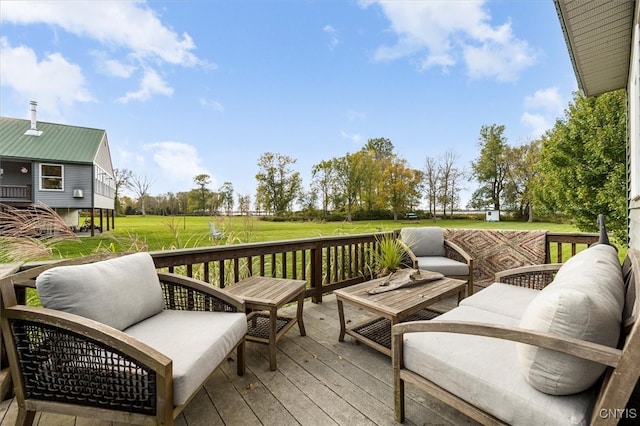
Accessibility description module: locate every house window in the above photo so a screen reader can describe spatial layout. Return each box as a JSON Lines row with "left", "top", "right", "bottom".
{"left": 40, "top": 164, "right": 64, "bottom": 191}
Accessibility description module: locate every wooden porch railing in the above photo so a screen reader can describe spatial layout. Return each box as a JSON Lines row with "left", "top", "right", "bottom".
{"left": 0, "top": 185, "right": 31, "bottom": 200}
{"left": 545, "top": 232, "right": 599, "bottom": 263}
{"left": 149, "top": 231, "right": 600, "bottom": 303}
{"left": 150, "top": 232, "right": 394, "bottom": 303}
{"left": 4, "top": 230, "right": 602, "bottom": 304}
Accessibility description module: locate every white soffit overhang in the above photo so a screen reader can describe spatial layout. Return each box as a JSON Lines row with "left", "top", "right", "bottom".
{"left": 554, "top": 0, "right": 635, "bottom": 96}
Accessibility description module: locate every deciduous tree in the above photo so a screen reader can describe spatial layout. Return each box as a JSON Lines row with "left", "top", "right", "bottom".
{"left": 332, "top": 153, "right": 364, "bottom": 222}
{"left": 536, "top": 90, "right": 626, "bottom": 238}
{"left": 381, "top": 156, "right": 423, "bottom": 221}
{"left": 130, "top": 173, "right": 155, "bottom": 216}
{"left": 360, "top": 138, "right": 395, "bottom": 211}
{"left": 311, "top": 159, "right": 335, "bottom": 218}
{"left": 113, "top": 168, "right": 132, "bottom": 215}
{"left": 362, "top": 137, "right": 394, "bottom": 159}
{"left": 255, "top": 152, "right": 302, "bottom": 215}
{"left": 237, "top": 194, "right": 251, "bottom": 215}
{"left": 219, "top": 182, "right": 234, "bottom": 215}
{"left": 504, "top": 139, "right": 541, "bottom": 222}
{"left": 470, "top": 124, "right": 509, "bottom": 211}
{"left": 424, "top": 156, "right": 439, "bottom": 219}
{"left": 438, "top": 150, "right": 464, "bottom": 218}
{"left": 193, "top": 174, "right": 212, "bottom": 215}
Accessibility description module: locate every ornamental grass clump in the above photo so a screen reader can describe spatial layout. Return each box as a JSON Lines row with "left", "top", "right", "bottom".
{"left": 370, "top": 234, "right": 407, "bottom": 277}
{"left": 0, "top": 202, "right": 78, "bottom": 262}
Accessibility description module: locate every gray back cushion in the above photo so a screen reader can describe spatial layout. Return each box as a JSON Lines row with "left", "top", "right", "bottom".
{"left": 36, "top": 252, "right": 165, "bottom": 331}
{"left": 400, "top": 227, "right": 445, "bottom": 257}
{"left": 517, "top": 244, "right": 624, "bottom": 395}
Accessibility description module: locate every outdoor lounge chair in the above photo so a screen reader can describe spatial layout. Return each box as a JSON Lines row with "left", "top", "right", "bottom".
{"left": 399, "top": 227, "right": 474, "bottom": 296}
{"left": 209, "top": 221, "right": 224, "bottom": 239}
{"left": 0, "top": 252, "right": 247, "bottom": 425}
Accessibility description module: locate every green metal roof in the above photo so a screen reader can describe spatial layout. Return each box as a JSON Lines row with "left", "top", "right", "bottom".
{"left": 0, "top": 117, "right": 106, "bottom": 164}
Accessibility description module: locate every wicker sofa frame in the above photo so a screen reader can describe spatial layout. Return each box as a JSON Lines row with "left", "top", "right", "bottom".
{"left": 392, "top": 248, "right": 640, "bottom": 425}
{"left": 0, "top": 254, "right": 246, "bottom": 426}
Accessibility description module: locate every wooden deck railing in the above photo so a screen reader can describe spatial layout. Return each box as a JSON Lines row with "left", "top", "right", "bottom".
{"left": 545, "top": 232, "right": 599, "bottom": 263}
{"left": 150, "top": 232, "right": 394, "bottom": 303}
{"left": 149, "top": 231, "right": 600, "bottom": 303}
{"left": 5, "top": 230, "right": 602, "bottom": 304}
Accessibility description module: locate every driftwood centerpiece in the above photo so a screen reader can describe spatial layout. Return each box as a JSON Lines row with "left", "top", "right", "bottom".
{"left": 368, "top": 269, "right": 444, "bottom": 295}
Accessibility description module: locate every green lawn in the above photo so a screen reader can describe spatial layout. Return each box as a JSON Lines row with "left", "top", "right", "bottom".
{"left": 49, "top": 215, "right": 580, "bottom": 259}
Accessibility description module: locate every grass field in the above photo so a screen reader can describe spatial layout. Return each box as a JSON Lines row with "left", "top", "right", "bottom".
{"left": 49, "top": 215, "right": 581, "bottom": 259}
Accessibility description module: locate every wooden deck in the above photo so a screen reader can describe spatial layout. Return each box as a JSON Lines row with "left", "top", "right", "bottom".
{"left": 0, "top": 294, "right": 475, "bottom": 426}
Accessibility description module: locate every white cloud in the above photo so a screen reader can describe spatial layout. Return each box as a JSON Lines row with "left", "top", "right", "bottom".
{"left": 104, "top": 59, "right": 136, "bottom": 78}
{"left": 520, "top": 112, "right": 550, "bottom": 138}
{"left": 92, "top": 51, "right": 137, "bottom": 78}
{"left": 1, "top": 1, "right": 212, "bottom": 104}
{"left": 365, "top": 0, "right": 537, "bottom": 81}
{"left": 1, "top": 1, "right": 204, "bottom": 67}
{"left": 0, "top": 37, "right": 94, "bottom": 119}
{"left": 116, "top": 69, "right": 173, "bottom": 103}
{"left": 524, "top": 87, "right": 564, "bottom": 115}
{"left": 142, "top": 141, "right": 214, "bottom": 191}
{"left": 521, "top": 87, "right": 565, "bottom": 137}
{"left": 323, "top": 25, "right": 339, "bottom": 49}
{"left": 341, "top": 130, "right": 363, "bottom": 144}
{"left": 463, "top": 36, "right": 536, "bottom": 82}
{"left": 200, "top": 98, "right": 225, "bottom": 112}
{"left": 114, "top": 145, "right": 145, "bottom": 166}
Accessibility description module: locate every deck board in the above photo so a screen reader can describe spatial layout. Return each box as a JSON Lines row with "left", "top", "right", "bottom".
{"left": 0, "top": 294, "right": 476, "bottom": 426}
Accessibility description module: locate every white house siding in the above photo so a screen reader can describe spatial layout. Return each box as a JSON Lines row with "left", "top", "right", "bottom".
{"left": 93, "top": 135, "right": 115, "bottom": 205}
{"left": 94, "top": 135, "right": 114, "bottom": 176}
{"left": 629, "top": 2, "right": 640, "bottom": 250}
{"left": 94, "top": 192, "right": 114, "bottom": 210}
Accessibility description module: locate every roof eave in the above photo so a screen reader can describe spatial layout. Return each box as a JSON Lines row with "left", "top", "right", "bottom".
{"left": 554, "top": 0, "right": 635, "bottom": 97}
{"left": 554, "top": 0, "right": 588, "bottom": 95}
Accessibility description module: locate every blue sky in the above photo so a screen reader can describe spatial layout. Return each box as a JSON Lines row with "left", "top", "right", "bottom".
{"left": 0, "top": 0, "right": 576, "bottom": 207}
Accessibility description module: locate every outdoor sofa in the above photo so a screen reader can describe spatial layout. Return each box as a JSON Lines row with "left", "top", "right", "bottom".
{"left": 0, "top": 252, "right": 247, "bottom": 425}
{"left": 393, "top": 231, "right": 640, "bottom": 425}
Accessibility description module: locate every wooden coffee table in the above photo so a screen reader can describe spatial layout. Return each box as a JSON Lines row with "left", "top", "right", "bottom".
{"left": 334, "top": 275, "right": 467, "bottom": 356}
{"left": 226, "top": 276, "right": 307, "bottom": 370}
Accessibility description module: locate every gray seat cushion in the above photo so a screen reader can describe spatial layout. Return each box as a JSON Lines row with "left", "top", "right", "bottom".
{"left": 460, "top": 283, "right": 539, "bottom": 319}
{"left": 415, "top": 256, "right": 469, "bottom": 276}
{"left": 125, "top": 310, "right": 247, "bottom": 406}
{"left": 403, "top": 305, "right": 595, "bottom": 426}
{"left": 36, "top": 252, "right": 165, "bottom": 331}
{"left": 400, "top": 227, "right": 445, "bottom": 257}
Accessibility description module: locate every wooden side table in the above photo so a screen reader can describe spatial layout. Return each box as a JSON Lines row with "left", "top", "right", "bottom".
{"left": 226, "top": 276, "right": 307, "bottom": 370}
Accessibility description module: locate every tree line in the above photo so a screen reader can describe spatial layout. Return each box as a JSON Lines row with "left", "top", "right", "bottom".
{"left": 114, "top": 89, "right": 626, "bottom": 237}
{"left": 256, "top": 138, "right": 440, "bottom": 221}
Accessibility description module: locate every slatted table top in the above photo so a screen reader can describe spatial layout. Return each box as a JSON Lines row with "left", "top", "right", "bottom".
{"left": 226, "top": 276, "right": 307, "bottom": 308}
{"left": 334, "top": 275, "right": 466, "bottom": 319}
